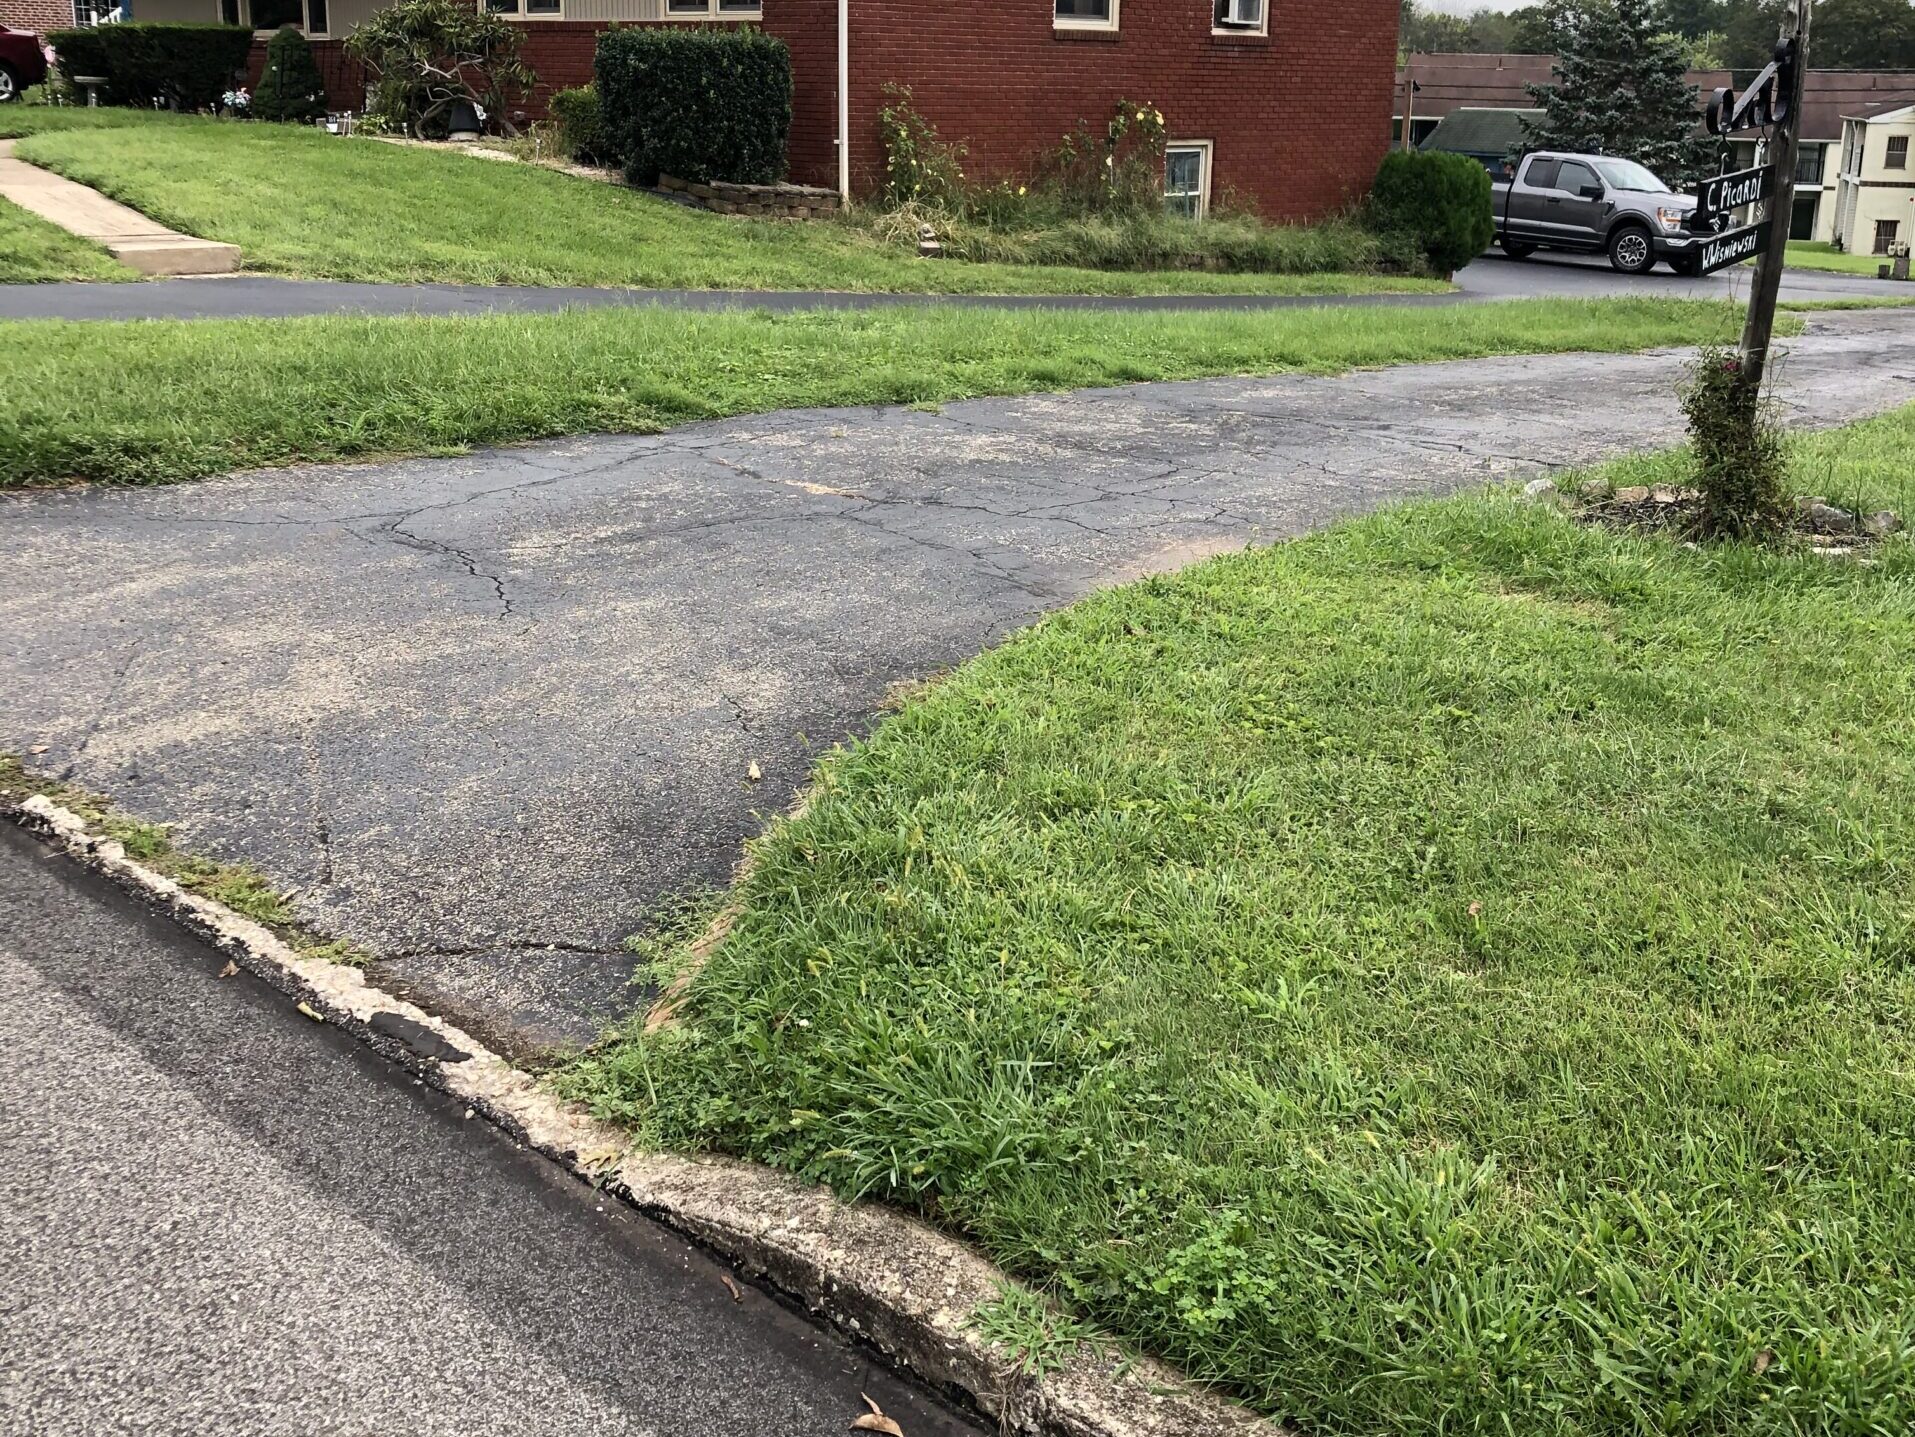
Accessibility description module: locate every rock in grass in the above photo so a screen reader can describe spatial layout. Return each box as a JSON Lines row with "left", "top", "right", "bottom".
{"left": 1522, "top": 478, "right": 1557, "bottom": 499}
{"left": 1805, "top": 502, "right": 1860, "bottom": 535}
{"left": 1577, "top": 478, "right": 1613, "bottom": 501}
{"left": 1865, "top": 510, "right": 1903, "bottom": 537}
{"left": 1614, "top": 485, "right": 1651, "bottom": 504}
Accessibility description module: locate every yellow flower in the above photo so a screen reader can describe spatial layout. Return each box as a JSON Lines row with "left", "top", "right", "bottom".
{"left": 1153, "top": 109, "right": 1164, "bottom": 125}
{"left": 1017, "top": 185, "right": 1027, "bottom": 195}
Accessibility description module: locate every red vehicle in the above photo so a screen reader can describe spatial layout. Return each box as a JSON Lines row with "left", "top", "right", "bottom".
{"left": 0, "top": 26, "right": 51, "bottom": 104}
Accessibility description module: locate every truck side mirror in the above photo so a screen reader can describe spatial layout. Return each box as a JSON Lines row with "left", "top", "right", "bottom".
{"left": 1579, "top": 183, "right": 1605, "bottom": 200}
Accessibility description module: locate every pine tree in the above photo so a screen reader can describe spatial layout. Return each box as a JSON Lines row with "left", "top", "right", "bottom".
{"left": 252, "top": 25, "right": 328, "bottom": 124}
{"left": 1521, "top": 0, "right": 1712, "bottom": 186}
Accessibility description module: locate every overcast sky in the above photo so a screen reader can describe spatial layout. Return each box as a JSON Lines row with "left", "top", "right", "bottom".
{"left": 1418, "top": 0, "right": 1530, "bottom": 12}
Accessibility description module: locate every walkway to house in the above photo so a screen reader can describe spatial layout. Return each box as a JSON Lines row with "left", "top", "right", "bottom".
{"left": 0, "top": 255, "right": 1899, "bottom": 320}
{"left": 2, "top": 308, "right": 1910, "bottom": 1059}
{"left": 0, "top": 140, "right": 238, "bottom": 277}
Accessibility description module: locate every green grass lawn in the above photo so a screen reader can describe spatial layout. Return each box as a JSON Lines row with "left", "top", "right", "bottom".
{"left": 563, "top": 406, "right": 1915, "bottom": 1436}
{"left": 0, "top": 109, "right": 1441, "bottom": 297}
{"left": 1786, "top": 241, "right": 1894, "bottom": 277}
{"left": 0, "top": 195, "right": 128, "bottom": 283}
{"left": 0, "top": 297, "right": 1774, "bottom": 487}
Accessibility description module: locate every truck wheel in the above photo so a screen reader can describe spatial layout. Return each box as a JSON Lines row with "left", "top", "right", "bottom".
{"left": 1501, "top": 239, "right": 1536, "bottom": 259}
{"left": 1608, "top": 224, "right": 1654, "bottom": 275}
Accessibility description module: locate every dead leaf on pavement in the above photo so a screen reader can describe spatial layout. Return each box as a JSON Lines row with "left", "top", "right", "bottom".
{"left": 720, "top": 1273, "right": 743, "bottom": 1303}
{"left": 1753, "top": 1349, "right": 1775, "bottom": 1376}
{"left": 746, "top": 761, "right": 763, "bottom": 783}
{"left": 28, "top": 744, "right": 48, "bottom": 755}
{"left": 851, "top": 1392, "right": 904, "bottom": 1435}
{"left": 217, "top": 961, "right": 239, "bottom": 979}
{"left": 296, "top": 1001, "right": 325, "bottom": 1022}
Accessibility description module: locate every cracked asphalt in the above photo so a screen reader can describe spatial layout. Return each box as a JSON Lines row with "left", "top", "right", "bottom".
{"left": 3, "top": 308, "right": 1912, "bottom": 1055}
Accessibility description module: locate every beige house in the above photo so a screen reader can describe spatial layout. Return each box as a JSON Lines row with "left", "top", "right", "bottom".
{"left": 1831, "top": 101, "right": 1915, "bottom": 257}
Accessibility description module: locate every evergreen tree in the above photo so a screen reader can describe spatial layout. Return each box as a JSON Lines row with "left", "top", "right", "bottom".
{"left": 1522, "top": 0, "right": 1711, "bottom": 185}
{"left": 252, "top": 25, "right": 328, "bottom": 124}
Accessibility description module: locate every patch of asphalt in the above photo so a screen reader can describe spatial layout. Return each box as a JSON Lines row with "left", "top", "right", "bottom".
{"left": 1, "top": 309, "right": 1911, "bottom": 1056}
{"left": 0, "top": 250, "right": 1892, "bottom": 321}
{"left": 5, "top": 797, "right": 1271, "bottom": 1437}
{"left": 0, "top": 818, "right": 988, "bottom": 1437}
{"left": 0, "top": 274, "right": 1468, "bottom": 320}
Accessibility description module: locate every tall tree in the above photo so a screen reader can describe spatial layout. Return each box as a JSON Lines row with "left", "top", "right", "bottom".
{"left": 1522, "top": 0, "right": 1712, "bottom": 183}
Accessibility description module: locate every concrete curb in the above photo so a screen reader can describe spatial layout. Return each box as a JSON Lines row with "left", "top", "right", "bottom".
{"left": 9, "top": 794, "right": 1281, "bottom": 1437}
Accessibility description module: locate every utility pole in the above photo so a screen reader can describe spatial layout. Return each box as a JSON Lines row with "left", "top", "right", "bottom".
{"left": 1737, "top": 0, "right": 1811, "bottom": 392}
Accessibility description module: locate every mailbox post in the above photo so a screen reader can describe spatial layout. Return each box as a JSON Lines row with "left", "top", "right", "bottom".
{"left": 1702, "top": 0, "right": 1812, "bottom": 393}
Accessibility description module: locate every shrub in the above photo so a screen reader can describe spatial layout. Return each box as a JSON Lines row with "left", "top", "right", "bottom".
{"left": 49, "top": 24, "right": 253, "bottom": 112}
{"left": 346, "top": 0, "right": 535, "bottom": 139}
{"left": 1681, "top": 345, "right": 1788, "bottom": 538}
{"left": 1366, "top": 149, "right": 1493, "bottom": 275}
{"left": 1039, "top": 100, "right": 1169, "bottom": 220}
{"left": 549, "top": 84, "right": 613, "bottom": 165}
{"left": 251, "top": 26, "right": 327, "bottom": 124}
{"left": 878, "top": 84, "right": 966, "bottom": 208}
{"left": 595, "top": 27, "right": 790, "bottom": 186}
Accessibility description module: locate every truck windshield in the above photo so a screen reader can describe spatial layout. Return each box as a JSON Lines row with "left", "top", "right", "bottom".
{"left": 1593, "top": 159, "right": 1670, "bottom": 193}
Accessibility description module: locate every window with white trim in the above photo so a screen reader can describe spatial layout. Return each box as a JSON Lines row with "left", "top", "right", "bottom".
{"left": 664, "top": 0, "right": 763, "bottom": 15}
{"left": 1213, "top": 0, "right": 1265, "bottom": 33}
{"left": 1054, "top": 0, "right": 1117, "bottom": 30}
{"left": 489, "top": 0, "right": 565, "bottom": 14}
{"left": 232, "top": 0, "right": 329, "bottom": 37}
{"left": 1888, "top": 135, "right": 1910, "bottom": 170}
{"left": 1165, "top": 141, "right": 1211, "bottom": 219}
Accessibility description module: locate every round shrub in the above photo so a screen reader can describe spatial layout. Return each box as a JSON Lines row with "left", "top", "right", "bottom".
{"left": 549, "top": 84, "right": 613, "bottom": 165}
{"left": 1367, "top": 150, "right": 1494, "bottom": 275}
{"left": 252, "top": 26, "right": 327, "bottom": 123}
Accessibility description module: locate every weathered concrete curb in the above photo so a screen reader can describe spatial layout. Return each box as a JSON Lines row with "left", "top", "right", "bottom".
{"left": 9, "top": 793, "right": 1280, "bottom": 1437}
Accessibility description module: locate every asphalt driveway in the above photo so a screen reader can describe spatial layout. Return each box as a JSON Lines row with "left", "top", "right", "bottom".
{"left": 4, "top": 308, "right": 1912, "bottom": 1056}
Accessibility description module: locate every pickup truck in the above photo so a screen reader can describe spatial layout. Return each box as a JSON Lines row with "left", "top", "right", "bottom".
{"left": 1492, "top": 152, "right": 1701, "bottom": 275}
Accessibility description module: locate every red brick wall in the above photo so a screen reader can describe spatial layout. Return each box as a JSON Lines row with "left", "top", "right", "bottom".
{"left": 1, "top": 0, "right": 70, "bottom": 37}
{"left": 275, "top": 0, "right": 1397, "bottom": 221}
{"left": 839, "top": 0, "right": 1399, "bottom": 222}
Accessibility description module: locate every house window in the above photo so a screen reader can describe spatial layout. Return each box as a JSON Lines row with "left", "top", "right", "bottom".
{"left": 1055, "top": 0, "right": 1117, "bottom": 30}
{"left": 664, "top": 0, "right": 761, "bottom": 14}
{"left": 1165, "top": 141, "right": 1211, "bottom": 219}
{"left": 239, "top": 0, "right": 328, "bottom": 32}
{"left": 1213, "top": 0, "right": 1265, "bottom": 31}
{"left": 1793, "top": 143, "right": 1824, "bottom": 185}
{"left": 220, "top": 0, "right": 240, "bottom": 22}
{"left": 1875, "top": 219, "right": 1900, "bottom": 254}
{"left": 250, "top": 0, "right": 302, "bottom": 28}
{"left": 1888, "top": 136, "right": 1910, "bottom": 170}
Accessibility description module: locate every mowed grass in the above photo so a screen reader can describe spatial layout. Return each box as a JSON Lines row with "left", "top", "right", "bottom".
{"left": 564, "top": 406, "right": 1915, "bottom": 1435}
{"left": 0, "top": 195, "right": 127, "bottom": 283}
{"left": 0, "top": 297, "right": 1770, "bottom": 487}
{"left": 0, "top": 110, "right": 1440, "bottom": 297}
{"left": 1786, "top": 241, "right": 1895, "bottom": 277}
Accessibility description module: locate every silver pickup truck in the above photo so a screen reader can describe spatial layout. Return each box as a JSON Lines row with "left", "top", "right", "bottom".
{"left": 1491, "top": 152, "right": 1701, "bottom": 275}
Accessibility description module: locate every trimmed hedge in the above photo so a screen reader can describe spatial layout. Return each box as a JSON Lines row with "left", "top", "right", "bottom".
{"left": 549, "top": 84, "right": 613, "bottom": 165}
{"left": 252, "top": 26, "right": 327, "bottom": 123}
{"left": 48, "top": 24, "right": 254, "bottom": 113}
{"left": 595, "top": 27, "right": 790, "bottom": 187}
{"left": 1367, "top": 149, "right": 1495, "bottom": 275}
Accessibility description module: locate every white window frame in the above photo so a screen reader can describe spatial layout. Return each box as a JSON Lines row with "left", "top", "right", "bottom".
{"left": 489, "top": 0, "right": 569, "bottom": 18}
{"left": 1164, "top": 139, "right": 1212, "bottom": 220}
{"left": 235, "top": 0, "right": 330, "bottom": 39}
{"left": 664, "top": 0, "right": 765, "bottom": 18}
{"left": 1212, "top": 0, "right": 1266, "bottom": 37}
{"left": 1054, "top": 0, "right": 1119, "bottom": 33}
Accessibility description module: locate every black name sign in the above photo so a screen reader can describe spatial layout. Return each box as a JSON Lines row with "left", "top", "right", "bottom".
{"left": 1695, "top": 164, "right": 1776, "bottom": 230}
{"left": 1697, "top": 220, "right": 1771, "bottom": 276}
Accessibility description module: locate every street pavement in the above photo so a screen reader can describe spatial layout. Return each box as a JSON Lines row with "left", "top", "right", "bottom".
{"left": 4, "top": 308, "right": 1910, "bottom": 1055}
{"left": 0, "top": 250, "right": 1899, "bottom": 321}
{"left": 0, "top": 823, "right": 982, "bottom": 1437}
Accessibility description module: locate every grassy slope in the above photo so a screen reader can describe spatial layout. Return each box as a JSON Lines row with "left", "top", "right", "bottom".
{"left": 0, "top": 195, "right": 128, "bottom": 283}
{"left": 0, "top": 110, "right": 1440, "bottom": 297}
{"left": 1786, "top": 241, "right": 1892, "bottom": 277}
{"left": 0, "top": 297, "right": 1772, "bottom": 486}
{"left": 565, "top": 408, "right": 1915, "bottom": 1436}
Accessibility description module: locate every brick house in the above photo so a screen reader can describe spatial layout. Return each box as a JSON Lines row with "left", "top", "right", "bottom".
{"left": 1, "top": 0, "right": 73, "bottom": 37}
{"left": 122, "top": 0, "right": 1400, "bottom": 221}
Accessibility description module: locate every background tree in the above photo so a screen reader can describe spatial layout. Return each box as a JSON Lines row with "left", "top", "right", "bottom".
{"left": 1399, "top": 0, "right": 1558, "bottom": 52}
{"left": 1522, "top": 0, "right": 1711, "bottom": 183}
{"left": 1722, "top": 0, "right": 1915, "bottom": 65}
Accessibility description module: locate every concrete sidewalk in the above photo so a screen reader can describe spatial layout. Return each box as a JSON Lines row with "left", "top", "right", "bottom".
{"left": 2, "top": 308, "right": 1911, "bottom": 1057}
{"left": 0, "top": 139, "right": 238, "bottom": 276}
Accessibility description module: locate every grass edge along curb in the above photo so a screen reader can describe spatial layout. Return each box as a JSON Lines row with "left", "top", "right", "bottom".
{"left": 5, "top": 791, "right": 1280, "bottom": 1437}
{"left": 0, "top": 753, "right": 369, "bottom": 968}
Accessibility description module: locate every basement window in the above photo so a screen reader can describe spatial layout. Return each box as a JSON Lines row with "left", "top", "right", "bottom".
{"left": 1213, "top": 0, "right": 1266, "bottom": 34}
{"left": 1055, "top": 0, "right": 1117, "bottom": 31}
{"left": 1165, "top": 141, "right": 1211, "bottom": 219}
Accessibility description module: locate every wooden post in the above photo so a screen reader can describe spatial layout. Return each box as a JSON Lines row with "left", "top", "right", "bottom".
{"left": 1737, "top": 0, "right": 1812, "bottom": 391}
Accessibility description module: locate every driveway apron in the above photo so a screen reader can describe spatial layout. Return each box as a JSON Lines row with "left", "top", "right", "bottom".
{"left": 4, "top": 310, "right": 1912, "bottom": 1055}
